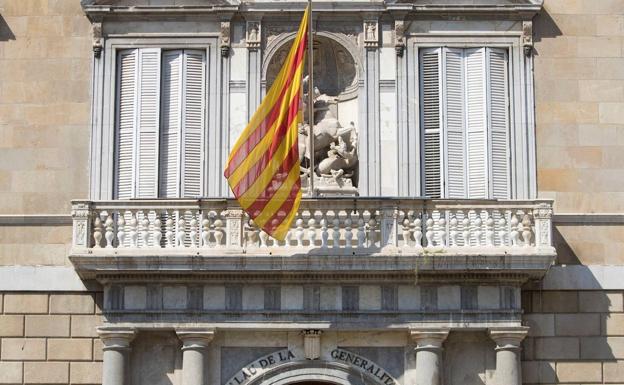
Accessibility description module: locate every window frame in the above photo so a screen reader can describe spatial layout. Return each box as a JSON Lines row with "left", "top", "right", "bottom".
{"left": 408, "top": 34, "right": 536, "bottom": 200}
{"left": 90, "top": 37, "right": 220, "bottom": 200}
{"left": 419, "top": 46, "right": 512, "bottom": 199}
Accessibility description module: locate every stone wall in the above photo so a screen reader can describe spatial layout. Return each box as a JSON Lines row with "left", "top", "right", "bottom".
{"left": 0, "top": 0, "right": 92, "bottom": 215}
{"left": 0, "top": 292, "right": 104, "bottom": 384}
{"left": 522, "top": 289, "right": 624, "bottom": 384}
{"left": 534, "top": 0, "right": 624, "bottom": 265}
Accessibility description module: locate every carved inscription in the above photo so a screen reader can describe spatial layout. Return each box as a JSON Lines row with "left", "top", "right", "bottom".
{"left": 330, "top": 349, "right": 399, "bottom": 385}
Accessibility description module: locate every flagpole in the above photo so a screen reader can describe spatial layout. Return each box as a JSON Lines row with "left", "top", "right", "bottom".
{"left": 307, "top": 0, "right": 315, "bottom": 196}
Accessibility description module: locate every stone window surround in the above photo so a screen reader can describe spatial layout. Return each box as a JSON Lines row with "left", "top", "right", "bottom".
{"left": 89, "top": 36, "right": 222, "bottom": 201}
{"left": 87, "top": 20, "right": 536, "bottom": 201}
{"left": 407, "top": 33, "right": 536, "bottom": 199}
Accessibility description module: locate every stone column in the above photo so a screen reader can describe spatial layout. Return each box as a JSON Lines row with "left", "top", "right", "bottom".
{"left": 97, "top": 327, "right": 136, "bottom": 385}
{"left": 177, "top": 329, "right": 215, "bottom": 385}
{"left": 489, "top": 328, "right": 528, "bottom": 385}
{"left": 410, "top": 329, "right": 449, "bottom": 385}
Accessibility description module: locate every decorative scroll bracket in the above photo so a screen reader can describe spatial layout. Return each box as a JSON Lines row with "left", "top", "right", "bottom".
{"left": 220, "top": 20, "right": 232, "bottom": 57}
{"left": 394, "top": 19, "right": 406, "bottom": 57}
{"left": 522, "top": 20, "right": 533, "bottom": 57}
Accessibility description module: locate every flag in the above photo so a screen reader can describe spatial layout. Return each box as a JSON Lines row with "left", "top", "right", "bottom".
{"left": 224, "top": 6, "right": 309, "bottom": 241}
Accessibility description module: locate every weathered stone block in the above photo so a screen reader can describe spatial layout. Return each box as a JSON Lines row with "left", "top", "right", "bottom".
{"left": 0, "top": 315, "right": 24, "bottom": 337}
{"left": 535, "top": 337, "right": 579, "bottom": 359}
{"left": 281, "top": 285, "right": 303, "bottom": 310}
{"left": 124, "top": 285, "right": 147, "bottom": 310}
{"left": 49, "top": 293, "right": 94, "bottom": 314}
{"left": 3, "top": 294, "right": 47, "bottom": 314}
{"left": 437, "top": 286, "right": 460, "bottom": 310}
{"left": 204, "top": 285, "right": 225, "bottom": 310}
{"left": 579, "top": 291, "right": 624, "bottom": 312}
{"left": 604, "top": 314, "right": 624, "bottom": 335}
{"left": 23, "top": 362, "right": 68, "bottom": 384}
{"left": 242, "top": 285, "right": 263, "bottom": 310}
{"left": 555, "top": 313, "right": 601, "bottom": 336}
{"left": 398, "top": 285, "right": 419, "bottom": 310}
{"left": 359, "top": 285, "right": 381, "bottom": 311}
{"left": 556, "top": 361, "right": 602, "bottom": 382}
{"left": 604, "top": 360, "right": 624, "bottom": 382}
{"left": 524, "top": 314, "right": 555, "bottom": 337}
{"left": 477, "top": 286, "right": 499, "bottom": 309}
{"left": 70, "top": 362, "right": 102, "bottom": 384}
{"left": 541, "top": 291, "right": 579, "bottom": 312}
{"left": 581, "top": 337, "right": 624, "bottom": 359}
{"left": 70, "top": 315, "right": 102, "bottom": 337}
{"left": 25, "top": 315, "right": 70, "bottom": 337}
{"left": 47, "top": 338, "right": 92, "bottom": 361}
{"left": 162, "top": 286, "right": 186, "bottom": 310}
{"left": 320, "top": 286, "right": 341, "bottom": 311}
{"left": 0, "top": 362, "right": 22, "bottom": 384}
{"left": 600, "top": 103, "right": 624, "bottom": 124}
{"left": 0, "top": 338, "right": 46, "bottom": 360}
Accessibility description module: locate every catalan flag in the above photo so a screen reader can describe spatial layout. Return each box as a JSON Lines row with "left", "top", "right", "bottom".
{"left": 224, "top": 6, "right": 309, "bottom": 241}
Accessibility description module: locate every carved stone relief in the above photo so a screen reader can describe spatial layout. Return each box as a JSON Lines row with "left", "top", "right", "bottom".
{"left": 246, "top": 21, "right": 261, "bottom": 49}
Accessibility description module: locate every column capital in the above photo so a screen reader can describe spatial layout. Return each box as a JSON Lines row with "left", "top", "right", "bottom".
{"left": 409, "top": 328, "right": 449, "bottom": 352}
{"left": 488, "top": 327, "right": 528, "bottom": 352}
{"left": 176, "top": 328, "right": 216, "bottom": 351}
{"left": 97, "top": 326, "right": 136, "bottom": 351}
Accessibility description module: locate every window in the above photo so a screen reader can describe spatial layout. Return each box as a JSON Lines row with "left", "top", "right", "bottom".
{"left": 420, "top": 47, "right": 510, "bottom": 199}
{"left": 114, "top": 48, "right": 206, "bottom": 199}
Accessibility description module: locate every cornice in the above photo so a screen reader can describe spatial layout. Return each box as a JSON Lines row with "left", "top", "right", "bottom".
{"left": 81, "top": 1, "right": 543, "bottom": 21}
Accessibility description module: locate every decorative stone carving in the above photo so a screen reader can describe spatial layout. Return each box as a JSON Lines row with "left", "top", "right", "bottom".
{"left": 302, "top": 329, "right": 322, "bottom": 360}
{"left": 92, "top": 21, "right": 103, "bottom": 58}
{"left": 522, "top": 21, "right": 533, "bottom": 56}
{"left": 246, "top": 21, "right": 261, "bottom": 49}
{"left": 220, "top": 21, "right": 231, "bottom": 57}
{"left": 299, "top": 77, "right": 359, "bottom": 196}
{"left": 363, "top": 20, "right": 378, "bottom": 48}
{"left": 394, "top": 20, "right": 406, "bottom": 57}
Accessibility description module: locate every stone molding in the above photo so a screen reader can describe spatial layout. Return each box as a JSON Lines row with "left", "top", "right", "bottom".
{"left": 176, "top": 329, "right": 216, "bottom": 351}
{"left": 488, "top": 327, "right": 528, "bottom": 352}
{"left": 81, "top": 1, "right": 543, "bottom": 19}
{"left": 97, "top": 327, "right": 136, "bottom": 351}
{"left": 409, "top": 328, "right": 449, "bottom": 352}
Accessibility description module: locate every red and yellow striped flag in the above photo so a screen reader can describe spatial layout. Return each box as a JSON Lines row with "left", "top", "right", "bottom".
{"left": 224, "top": 6, "right": 309, "bottom": 241}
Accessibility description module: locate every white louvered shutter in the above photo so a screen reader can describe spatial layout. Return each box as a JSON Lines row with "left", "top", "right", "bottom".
{"left": 114, "top": 49, "right": 138, "bottom": 199}
{"left": 181, "top": 50, "right": 206, "bottom": 198}
{"left": 135, "top": 48, "right": 161, "bottom": 198}
{"left": 487, "top": 48, "right": 510, "bottom": 199}
{"left": 160, "top": 50, "right": 183, "bottom": 198}
{"left": 443, "top": 48, "right": 467, "bottom": 198}
{"left": 420, "top": 48, "right": 442, "bottom": 198}
{"left": 464, "top": 48, "right": 488, "bottom": 199}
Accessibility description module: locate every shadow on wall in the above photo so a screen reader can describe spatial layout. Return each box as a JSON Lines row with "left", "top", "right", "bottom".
{"left": 0, "top": 15, "right": 16, "bottom": 41}
{"left": 531, "top": 8, "right": 562, "bottom": 56}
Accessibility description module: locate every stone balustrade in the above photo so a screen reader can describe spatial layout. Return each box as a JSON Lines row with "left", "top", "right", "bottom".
{"left": 71, "top": 198, "right": 554, "bottom": 256}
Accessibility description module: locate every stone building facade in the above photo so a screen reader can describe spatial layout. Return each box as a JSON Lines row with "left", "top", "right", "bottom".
{"left": 0, "top": 0, "right": 623, "bottom": 384}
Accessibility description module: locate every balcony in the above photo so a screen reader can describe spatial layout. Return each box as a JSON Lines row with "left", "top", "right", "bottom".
{"left": 69, "top": 198, "right": 556, "bottom": 280}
